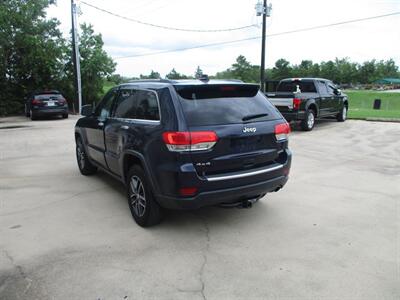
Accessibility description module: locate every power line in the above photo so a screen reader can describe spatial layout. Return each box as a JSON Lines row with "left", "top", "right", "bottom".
{"left": 80, "top": 1, "right": 256, "bottom": 33}
{"left": 114, "top": 37, "right": 261, "bottom": 59}
{"left": 113, "top": 11, "right": 400, "bottom": 60}
{"left": 267, "top": 11, "right": 400, "bottom": 37}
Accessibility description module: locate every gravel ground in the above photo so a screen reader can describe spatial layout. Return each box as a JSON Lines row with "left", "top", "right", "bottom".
{"left": 0, "top": 116, "right": 399, "bottom": 300}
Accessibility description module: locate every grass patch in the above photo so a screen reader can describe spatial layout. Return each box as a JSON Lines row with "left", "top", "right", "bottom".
{"left": 345, "top": 90, "right": 400, "bottom": 119}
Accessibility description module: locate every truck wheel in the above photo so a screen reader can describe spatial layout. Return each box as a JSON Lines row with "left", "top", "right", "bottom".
{"left": 62, "top": 113, "right": 69, "bottom": 119}
{"left": 76, "top": 137, "right": 97, "bottom": 175}
{"left": 337, "top": 105, "right": 347, "bottom": 122}
{"left": 301, "top": 109, "right": 315, "bottom": 131}
{"left": 127, "top": 165, "right": 163, "bottom": 227}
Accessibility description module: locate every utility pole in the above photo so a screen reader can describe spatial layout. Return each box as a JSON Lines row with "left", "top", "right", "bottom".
{"left": 71, "top": 0, "right": 82, "bottom": 114}
{"left": 256, "top": 0, "right": 271, "bottom": 93}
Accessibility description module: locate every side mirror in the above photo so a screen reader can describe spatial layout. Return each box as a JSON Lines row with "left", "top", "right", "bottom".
{"left": 334, "top": 88, "right": 341, "bottom": 95}
{"left": 81, "top": 105, "right": 93, "bottom": 117}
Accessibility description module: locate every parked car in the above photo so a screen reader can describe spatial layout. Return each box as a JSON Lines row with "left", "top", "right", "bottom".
{"left": 265, "top": 78, "right": 349, "bottom": 131}
{"left": 25, "top": 90, "right": 68, "bottom": 120}
{"left": 74, "top": 78, "right": 292, "bottom": 227}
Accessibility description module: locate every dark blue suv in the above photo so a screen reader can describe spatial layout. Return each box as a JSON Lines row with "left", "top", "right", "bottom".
{"left": 75, "top": 79, "right": 292, "bottom": 227}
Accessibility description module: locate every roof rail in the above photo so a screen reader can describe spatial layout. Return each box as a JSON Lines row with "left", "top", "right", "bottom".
{"left": 223, "top": 79, "right": 244, "bottom": 83}
{"left": 127, "top": 79, "right": 177, "bottom": 84}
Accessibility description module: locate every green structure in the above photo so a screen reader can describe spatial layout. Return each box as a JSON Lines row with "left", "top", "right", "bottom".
{"left": 374, "top": 78, "right": 400, "bottom": 85}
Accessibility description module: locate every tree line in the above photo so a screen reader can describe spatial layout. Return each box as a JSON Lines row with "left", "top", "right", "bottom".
{"left": 1, "top": 1, "right": 399, "bottom": 116}
{"left": 139, "top": 55, "right": 399, "bottom": 86}
{"left": 0, "top": 0, "right": 115, "bottom": 115}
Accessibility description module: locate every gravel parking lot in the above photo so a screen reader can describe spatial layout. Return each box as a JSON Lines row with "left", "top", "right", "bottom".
{"left": 0, "top": 116, "right": 399, "bottom": 299}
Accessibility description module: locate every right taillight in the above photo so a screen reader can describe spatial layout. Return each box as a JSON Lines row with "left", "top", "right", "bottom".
{"left": 293, "top": 98, "right": 301, "bottom": 110}
{"left": 162, "top": 131, "right": 218, "bottom": 152}
{"left": 275, "top": 122, "right": 291, "bottom": 141}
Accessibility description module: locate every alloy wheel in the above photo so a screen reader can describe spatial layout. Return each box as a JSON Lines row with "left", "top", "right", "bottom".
{"left": 307, "top": 112, "right": 315, "bottom": 129}
{"left": 77, "top": 145, "right": 85, "bottom": 169}
{"left": 129, "top": 176, "right": 146, "bottom": 217}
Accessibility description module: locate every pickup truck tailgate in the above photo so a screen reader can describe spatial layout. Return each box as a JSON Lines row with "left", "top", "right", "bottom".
{"left": 266, "top": 93, "right": 293, "bottom": 109}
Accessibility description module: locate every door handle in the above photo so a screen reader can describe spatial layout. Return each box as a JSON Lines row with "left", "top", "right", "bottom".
{"left": 98, "top": 122, "right": 104, "bottom": 127}
{"left": 120, "top": 125, "right": 129, "bottom": 130}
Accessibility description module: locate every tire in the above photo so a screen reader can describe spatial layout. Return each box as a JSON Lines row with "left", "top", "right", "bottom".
{"left": 30, "top": 110, "right": 37, "bottom": 121}
{"left": 76, "top": 137, "right": 97, "bottom": 175}
{"left": 62, "top": 113, "right": 69, "bottom": 119}
{"left": 337, "top": 105, "right": 347, "bottom": 122}
{"left": 300, "top": 109, "right": 316, "bottom": 131}
{"left": 127, "top": 165, "right": 163, "bottom": 227}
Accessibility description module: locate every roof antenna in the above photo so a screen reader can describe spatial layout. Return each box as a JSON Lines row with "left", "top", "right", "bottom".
{"left": 199, "top": 74, "right": 209, "bottom": 83}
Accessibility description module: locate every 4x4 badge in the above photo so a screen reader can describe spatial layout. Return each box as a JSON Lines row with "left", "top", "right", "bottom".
{"left": 243, "top": 127, "right": 257, "bottom": 133}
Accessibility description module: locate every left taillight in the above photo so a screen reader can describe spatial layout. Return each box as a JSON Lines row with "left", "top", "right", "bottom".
{"left": 293, "top": 98, "right": 301, "bottom": 110}
{"left": 162, "top": 131, "right": 218, "bottom": 152}
{"left": 32, "top": 99, "right": 42, "bottom": 105}
{"left": 275, "top": 122, "right": 291, "bottom": 141}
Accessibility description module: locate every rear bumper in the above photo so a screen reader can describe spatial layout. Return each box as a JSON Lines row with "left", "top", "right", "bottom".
{"left": 155, "top": 150, "right": 292, "bottom": 210}
{"left": 32, "top": 107, "right": 68, "bottom": 115}
{"left": 280, "top": 111, "right": 306, "bottom": 121}
{"left": 156, "top": 175, "right": 289, "bottom": 210}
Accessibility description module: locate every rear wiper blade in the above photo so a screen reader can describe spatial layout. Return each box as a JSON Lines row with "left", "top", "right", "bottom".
{"left": 242, "top": 113, "right": 268, "bottom": 122}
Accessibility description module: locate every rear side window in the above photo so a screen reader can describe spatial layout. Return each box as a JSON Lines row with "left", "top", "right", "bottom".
{"left": 175, "top": 85, "right": 281, "bottom": 126}
{"left": 113, "top": 89, "right": 160, "bottom": 121}
{"left": 277, "top": 81, "right": 317, "bottom": 93}
{"left": 136, "top": 90, "right": 160, "bottom": 120}
{"left": 114, "top": 89, "right": 137, "bottom": 119}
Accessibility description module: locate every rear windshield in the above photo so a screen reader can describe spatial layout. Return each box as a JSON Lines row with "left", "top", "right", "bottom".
{"left": 175, "top": 85, "right": 281, "bottom": 126}
{"left": 277, "top": 81, "right": 316, "bottom": 93}
{"left": 35, "top": 94, "right": 63, "bottom": 100}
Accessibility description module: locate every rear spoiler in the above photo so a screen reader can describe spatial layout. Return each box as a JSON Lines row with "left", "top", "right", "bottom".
{"left": 174, "top": 84, "right": 260, "bottom": 100}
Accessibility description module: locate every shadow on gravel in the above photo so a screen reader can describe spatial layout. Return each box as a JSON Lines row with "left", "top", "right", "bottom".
{"left": 290, "top": 118, "right": 339, "bottom": 132}
{"left": 30, "top": 115, "right": 67, "bottom": 122}
{"left": 90, "top": 167, "right": 264, "bottom": 231}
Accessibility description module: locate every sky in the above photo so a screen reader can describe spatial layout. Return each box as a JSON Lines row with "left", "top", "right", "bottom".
{"left": 47, "top": 0, "right": 400, "bottom": 78}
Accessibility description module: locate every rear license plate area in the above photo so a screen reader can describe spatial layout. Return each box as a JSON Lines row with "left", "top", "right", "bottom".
{"left": 231, "top": 136, "right": 262, "bottom": 152}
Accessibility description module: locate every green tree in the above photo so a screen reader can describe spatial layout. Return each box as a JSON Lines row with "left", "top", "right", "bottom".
{"left": 375, "top": 59, "right": 399, "bottom": 80}
{"left": 292, "top": 60, "right": 320, "bottom": 78}
{"left": 214, "top": 69, "right": 233, "bottom": 80}
{"left": 335, "top": 58, "right": 359, "bottom": 84}
{"left": 140, "top": 70, "right": 161, "bottom": 79}
{"left": 358, "top": 60, "right": 377, "bottom": 84}
{"left": 231, "top": 55, "right": 256, "bottom": 82}
{"left": 319, "top": 60, "right": 337, "bottom": 82}
{"left": 0, "top": 0, "right": 66, "bottom": 115}
{"left": 107, "top": 74, "right": 127, "bottom": 85}
{"left": 72, "top": 23, "right": 115, "bottom": 106}
{"left": 166, "top": 68, "right": 189, "bottom": 79}
{"left": 214, "top": 55, "right": 259, "bottom": 82}
{"left": 271, "top": 59, "right": 293, "bottom": 80}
